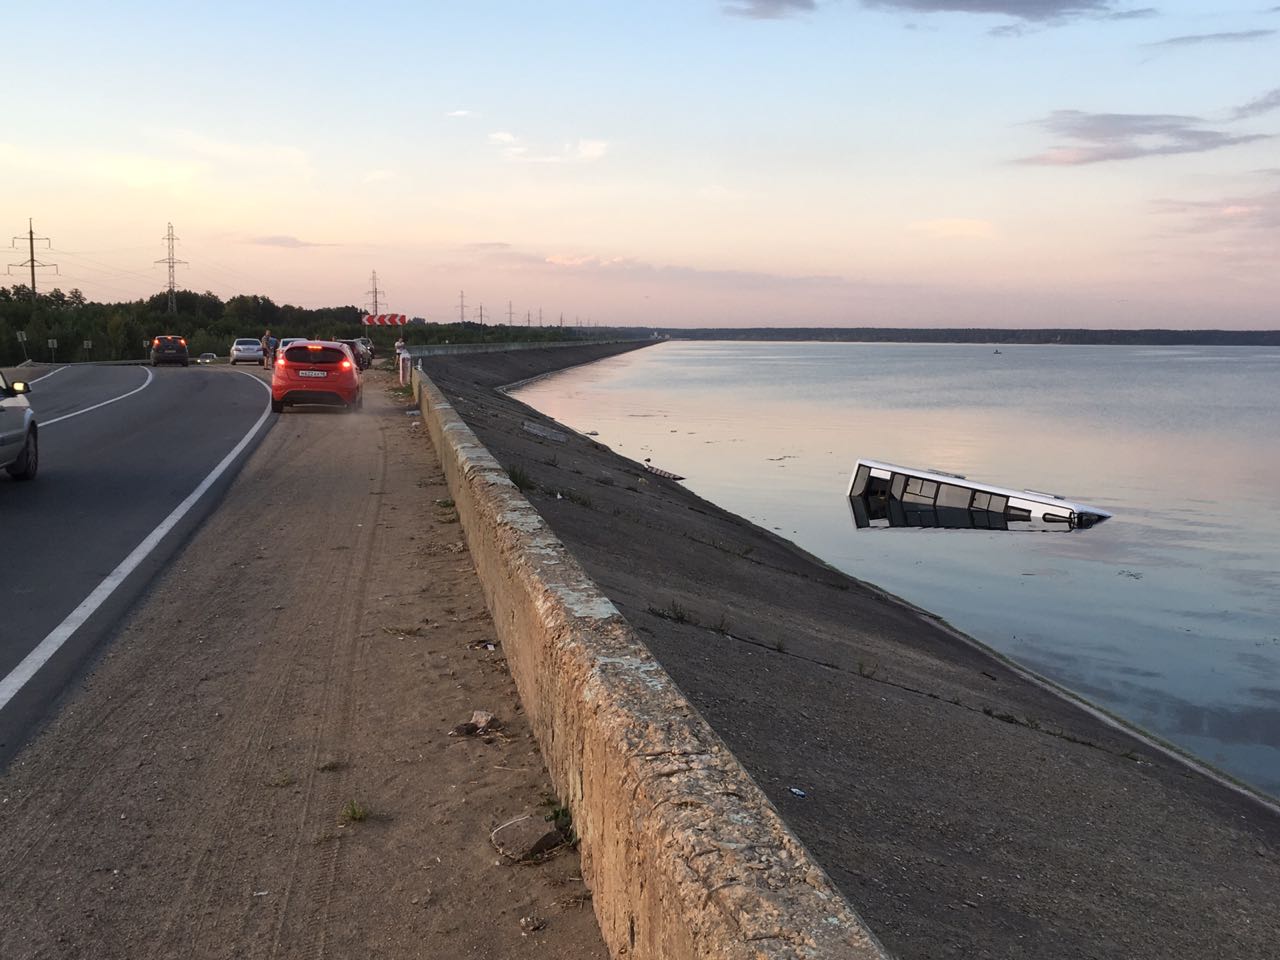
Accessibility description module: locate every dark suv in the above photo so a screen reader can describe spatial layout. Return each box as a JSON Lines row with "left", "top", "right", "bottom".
{"left": 150, "top": 335, "right": 190, "bottom": 366}
{"left": 336, "top": 339, "right": 372, "bottom": 370}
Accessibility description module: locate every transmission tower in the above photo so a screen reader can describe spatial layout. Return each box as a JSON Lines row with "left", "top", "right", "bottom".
{"left": 8, "top": 218, "right": 58, "bottom": 304}
{"left": 507, "top": 300, "right": 514, "bottom": 325}
{"left": 366, "top": 271, "right": 384, "bottom": 315}
{"left": 458, "top": 290, "right": 466, "bottom": 324}
{"left": 155, "top": 223, "right": 187, "bottom": 314}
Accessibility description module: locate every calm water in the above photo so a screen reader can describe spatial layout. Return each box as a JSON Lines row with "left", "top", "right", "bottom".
{"left": 513, "top": 341, "right": 1280, "bottom": 798}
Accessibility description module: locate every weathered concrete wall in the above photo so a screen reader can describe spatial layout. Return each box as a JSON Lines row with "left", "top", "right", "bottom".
{"left": 405, "top": 338, "right": 651, "bottom": 359}
{"left": 413, "top": 365, "right": 889, "bottom": 960}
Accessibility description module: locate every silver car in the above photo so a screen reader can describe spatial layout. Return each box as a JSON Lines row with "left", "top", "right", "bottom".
{"left": 0, "top": 369, "right": 38, "bottom": 480}
{"left": 230, "top": 338, "right": 265, "bottom": 365}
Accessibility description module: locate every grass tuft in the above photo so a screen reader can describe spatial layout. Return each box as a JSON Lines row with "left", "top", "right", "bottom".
{"left": 557, "top": 488, "right": 592, "bottom": 508}
{"left": 542, "top": 799, "right": 578, "bottom": 846}
{"left": 341, "top": 799, "right": 368, "bottom": 822}
{"left": 507, "top": 465, "right": 536, "bottom": 491}
{"left": 647, "top": 599, "right": 692, "bottom": 624}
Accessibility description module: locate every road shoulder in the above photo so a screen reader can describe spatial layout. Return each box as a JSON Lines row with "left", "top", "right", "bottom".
{"left": 0, "top": 368, "right": 607, "bottom": 959}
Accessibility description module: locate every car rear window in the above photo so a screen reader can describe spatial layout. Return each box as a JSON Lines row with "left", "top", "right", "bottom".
{"left": 285, "top": 346, "right": 347, "bottom": 364}
{"left": 235, "top": 339, "right": 259, "bottom": 346}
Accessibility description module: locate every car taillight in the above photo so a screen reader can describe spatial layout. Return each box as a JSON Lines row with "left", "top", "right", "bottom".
{"left": 341, "top": 359, "right": 352, "bottom": 370}
{"left": 152, "top": 338, "right": 160, "bottom": 347}
{"left": 179, "top": 338, "right": 187, "bottom": 347}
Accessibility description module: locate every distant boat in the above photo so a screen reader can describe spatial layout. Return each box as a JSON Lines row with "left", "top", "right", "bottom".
{"left": 848, "top": 459, "right": 1111, "bottom": 531}
{"left": 993, "top": 349, "right": 1002, "bottom": 354}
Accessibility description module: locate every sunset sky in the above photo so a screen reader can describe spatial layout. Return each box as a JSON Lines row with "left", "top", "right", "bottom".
{"left": 5, "top": 1, "right": 1278, "bottom": 328}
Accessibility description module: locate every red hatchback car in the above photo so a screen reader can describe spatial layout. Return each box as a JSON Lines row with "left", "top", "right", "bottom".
{"left": 270, "top": 340, "right": 363, "bottom": 413}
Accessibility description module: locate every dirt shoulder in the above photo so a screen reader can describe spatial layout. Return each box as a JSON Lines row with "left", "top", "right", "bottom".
{"left": 0, "top": 367, "right": 606, "bottom": 960}
{"left": 422, "top": 344, "right": 1280, "bottom": 960}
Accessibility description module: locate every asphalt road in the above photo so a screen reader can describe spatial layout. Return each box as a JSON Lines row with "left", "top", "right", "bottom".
{"left": 0, "top": 363, "right": 272, "bottom": 763}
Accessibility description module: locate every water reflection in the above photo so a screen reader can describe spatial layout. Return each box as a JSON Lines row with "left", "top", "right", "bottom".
{"left": 512, "top": 342, "right": 1280, "bottom": 799}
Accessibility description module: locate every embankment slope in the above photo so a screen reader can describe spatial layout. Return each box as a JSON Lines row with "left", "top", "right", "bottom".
{"left": 421, "top": 343, "right": 1280, "bottom": 960}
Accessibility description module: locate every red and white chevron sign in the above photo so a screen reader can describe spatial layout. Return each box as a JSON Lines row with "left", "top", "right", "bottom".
{"left": 362, "top": 314, "right": 409, "bottom": 325}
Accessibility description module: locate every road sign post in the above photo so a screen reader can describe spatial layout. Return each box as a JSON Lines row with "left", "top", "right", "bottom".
{"left": 83, "top": 339, "right": 93, "bottom": 361}
{"left": 15, "top": 330, "right": 29, "bottom": 362}
{"left": 47, "top": 338, "right": 57, "bottom": 364}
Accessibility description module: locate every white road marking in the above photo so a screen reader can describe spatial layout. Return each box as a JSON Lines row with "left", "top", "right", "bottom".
{"left": 0, "top": 374, "right": 272, "bottom": 712}
{"left": 28, "top": 366, "right": 68, "bottom": 384}
{"left": 43, "top": 368, "right": 154, "bottom": 427}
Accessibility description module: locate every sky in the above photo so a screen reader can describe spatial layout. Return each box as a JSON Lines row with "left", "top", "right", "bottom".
{"left": 3, "top": 1, "right": 1278, "bottom": 328}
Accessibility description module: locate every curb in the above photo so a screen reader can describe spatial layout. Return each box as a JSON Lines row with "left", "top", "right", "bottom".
{"left": 413, "top": 366, "right": 889, "bottom": 959}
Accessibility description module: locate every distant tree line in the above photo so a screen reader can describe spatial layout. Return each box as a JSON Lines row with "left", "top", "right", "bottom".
{"left": 640, "top": 327, "right": 1280, "bottom": 346}
{"left": 0, "top": 285, "right": 595, "bottom": 366}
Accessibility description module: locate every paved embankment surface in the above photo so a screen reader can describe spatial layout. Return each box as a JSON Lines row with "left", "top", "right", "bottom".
{"left": 422, "top": 344, "right": 1280, "bottom": 960}
{"left": 0, "top": 369, "right": 607, "bottom": 960}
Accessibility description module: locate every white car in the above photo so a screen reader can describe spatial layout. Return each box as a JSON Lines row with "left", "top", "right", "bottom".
{"left": 0, "top": 369, "right": 37, "bottom": 480}
{"left": 230, "top": 338, "right": 265, "bottom": 365}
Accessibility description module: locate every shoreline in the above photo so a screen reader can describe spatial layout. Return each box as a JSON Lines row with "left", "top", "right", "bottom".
{"left": 508, "top": 346, "right": 1279, "bottom": 813}
{"left": 421, "top": 342, "right": 1280, "bottom": 960}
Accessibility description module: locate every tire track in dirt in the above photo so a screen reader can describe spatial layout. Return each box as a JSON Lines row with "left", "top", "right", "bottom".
{"left": 143, "top": 420, "right": 374, "bottom": 958}
{"left": 268, "top": 416, "right": 389, "bottom": 960}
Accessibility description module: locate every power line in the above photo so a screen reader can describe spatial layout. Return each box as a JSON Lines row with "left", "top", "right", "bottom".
{"left": 54, "top": 249, "right": 165, "bottom": 285}
{"left": 155, "top": 222, "right": 188, "bottom": 314}
{"left": 8, "top": 218, "right": 58, "bottom": 303}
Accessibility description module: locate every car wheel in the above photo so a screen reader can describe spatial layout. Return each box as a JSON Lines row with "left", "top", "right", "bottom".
{"left": 271, "top": 399, "right": 284, "bottom": 413}
{"left": 6, "top": 428, "right": 37, "bottom": 481}
{"left": 182, "top": 361, "right": 189, "bottom": 367}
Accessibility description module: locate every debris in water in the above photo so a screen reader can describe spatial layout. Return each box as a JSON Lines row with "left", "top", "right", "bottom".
{"left": 643, "top": 462, "right": 685, "bottom": 481}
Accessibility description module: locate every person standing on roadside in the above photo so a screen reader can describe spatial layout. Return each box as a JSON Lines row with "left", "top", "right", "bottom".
{"left": 395, "top": 335, "right": 409, "bottom": 385}
{"left": 261, "top": 330, "right": 279, "bottom": 368}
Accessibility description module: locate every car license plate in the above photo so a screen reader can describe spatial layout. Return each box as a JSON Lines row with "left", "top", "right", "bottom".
{"left": 299, "top": 370, "right": 327, "bottom": 378}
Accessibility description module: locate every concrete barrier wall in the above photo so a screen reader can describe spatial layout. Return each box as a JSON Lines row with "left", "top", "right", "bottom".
{"left": 413, "top": 366, "right": 889, "bottom": 960}
{"left": 406, "top": 338, "right": 651, "bottom": 359}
